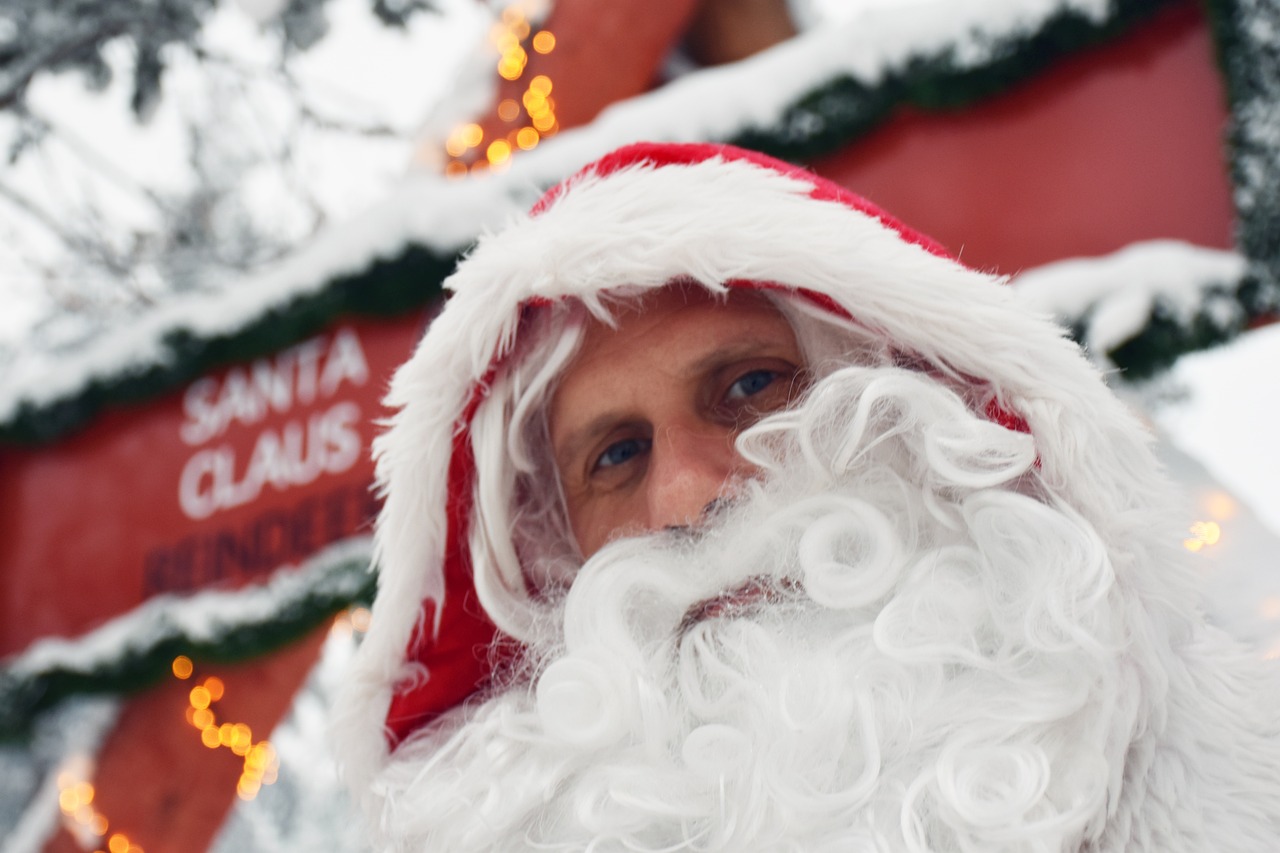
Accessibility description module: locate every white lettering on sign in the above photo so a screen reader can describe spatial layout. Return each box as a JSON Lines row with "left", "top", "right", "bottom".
{"left": 179, "top": 328, "right": 369, "bottom": 446}
{"left": 176, "top": 327, "right": 370, "bottom": 521}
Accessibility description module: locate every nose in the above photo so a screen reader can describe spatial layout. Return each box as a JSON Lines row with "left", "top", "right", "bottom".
{"left": 644, "top": 424, "right": 746, "bottom": 532}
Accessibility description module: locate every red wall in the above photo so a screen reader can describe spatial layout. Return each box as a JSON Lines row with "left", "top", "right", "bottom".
{"left": 813, "top": 3, "right": 1234, "bottom": 274}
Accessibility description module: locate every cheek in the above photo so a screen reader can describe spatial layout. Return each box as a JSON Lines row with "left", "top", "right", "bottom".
{"left": 569, "top": 493, "right": 642, "bottom": 560}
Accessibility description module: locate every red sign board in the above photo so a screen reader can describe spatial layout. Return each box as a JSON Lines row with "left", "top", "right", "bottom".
{"left": 0, "top": 312, "right": 429, "bottom": 656}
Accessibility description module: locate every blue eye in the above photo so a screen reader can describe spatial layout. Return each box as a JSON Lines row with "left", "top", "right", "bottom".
{"left": 596, "top": 437, "right": 651, "bottom": 469}
{"left": 727, "top": 369, "right": 777, "bottom": 399}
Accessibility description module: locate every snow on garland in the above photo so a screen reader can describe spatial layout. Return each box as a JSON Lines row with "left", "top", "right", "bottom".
{"left": 0, "top": 0, "right": 1248, "bottom": 446}
{"left": 1013, "top": 241, "right": 1251, "bottom": 378}
{"left": 0, "top": 537, "right": 373, "bottom": 740}
{"left": 1206, "top": 0, "right": 1280, "bottom": 326}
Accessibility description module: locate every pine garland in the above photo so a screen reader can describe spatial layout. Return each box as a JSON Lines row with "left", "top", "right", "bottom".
{"left": 0, "top": 245, "right": 458, "bottom": 445}
{"left": 0, "top": 0, "right": 1260, "bottom": 447}
{"left": 1205, "top": 0, "right": 1280, "bottom": 325}
{"left": 730, "top": 0, "right": 1180, "bottom": 162}
{"left": 3, "top": 0, "right": 1278, "bottom": 728}
{"left": 0, "top": 538, "right": 374, "bottom": 741}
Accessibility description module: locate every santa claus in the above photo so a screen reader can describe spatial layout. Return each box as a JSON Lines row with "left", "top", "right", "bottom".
{"left": 333, "top": 143, "right": 1280, "bottom": 851}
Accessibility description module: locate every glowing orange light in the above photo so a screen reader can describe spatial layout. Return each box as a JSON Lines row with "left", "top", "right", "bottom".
{"left": 90, "top": 814, "right": 109, "bottom": 835}
{"left": 486, "top": 139, "right": 512, "bottom": 165}
{"left": 532, "top": 31, "right": 556, "bottom": 53}
{"left": 461, "top": 124, "right": 483, "bottom": 148}
{"left": 172, "top": 656, "right": 194, "bottom": 679}
{"left": 76, "top": 782, "right": 94, "bottom": 804}
{"left": 532, "top": 112, "right": 556, "bottom": 132}
{"left": 1183, "top": 520, "right": 1222, "bottom": 552}
{"left": 192, "top": 708, "right": 214, "bottom": 729}
{"left": 499, "top": 60, "right": 525, "bottom": 81}
{"left": 201, "top": 726, "right": 221, "bottom": 749}
{"left": 529, "top": 75, "right": 552, "bottom": 96}
{"left": 497, "top": 99, "right": 521, "bottom": 122}
{"left": 444, "top": 161, "right": 468, "bottom": 179}
{"left": 514, "top": 20, "right": 531, "bottom": 40}
{"left": 1261, "top": 597, "right": 1280, "bottom": 621}
{"left": 59, "top": 788, "right": 78, "bottom": 813}
{"left": 108, "top": 834, "right": 130, "bottom": 853}
{"left": 445, "top": 134, "right": 468, "bottom": 157}
{"left": 189, "top": 686, "right": 211, "bottom": 710}
{"left": 204, "top": 676, "right": 225, "bottom": 702}
{"left": 516, "top": 127, "right": 540, "bottom": 150}
{"left": 501, "top": 6, "right": 524, "bottom": 25}
{"left": 1204, "top": 490, "right": 1238, "bottom": 521}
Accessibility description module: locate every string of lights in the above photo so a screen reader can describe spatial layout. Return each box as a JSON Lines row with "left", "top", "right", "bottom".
{"left": 444, "top": 3, "right": 558, "bottom": 175}
{"left": 50, "top": 608, "right": 369, "bottom": 851}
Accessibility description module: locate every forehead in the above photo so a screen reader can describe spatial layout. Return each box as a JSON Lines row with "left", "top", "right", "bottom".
{"left": 572, "top": 285, "right": 791, "bottom": 367}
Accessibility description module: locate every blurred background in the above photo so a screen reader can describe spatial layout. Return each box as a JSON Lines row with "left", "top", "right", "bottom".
{"left": 1, "top": 0, "right": 1277, "bottom": 849}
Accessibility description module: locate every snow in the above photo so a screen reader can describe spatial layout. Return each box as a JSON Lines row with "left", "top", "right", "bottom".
{"left": 0, "top": 0, "right": 1134, "bottom": 427}
{"left": 2, "top": 0, "right": 1279, "bottom": 845}
{"left": 210, "top": 624, "right": 368, "bottom": 853}
{"left": 1012, "top": 241, "right": 1247, "bottom": 359}
{"left": 1150, "top": 323, "right": 1280, "bottom": 539}
{"left": 8, "top": 537, "right": 371, "bottom": 678}
{"left": 0, "top": 697, "right": 121, "bottom": 853}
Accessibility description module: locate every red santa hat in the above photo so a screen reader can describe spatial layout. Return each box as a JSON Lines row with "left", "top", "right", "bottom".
{"left": 332, "top": 142, "right": 1271, "bottom": 830}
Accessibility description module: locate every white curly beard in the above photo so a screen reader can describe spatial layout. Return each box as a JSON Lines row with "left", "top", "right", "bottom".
{"left": 368, "top": 366, "right": 1272, "bottom": 852}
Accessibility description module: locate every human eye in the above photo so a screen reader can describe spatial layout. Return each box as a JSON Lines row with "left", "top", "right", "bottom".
{"left": 714, "top": 360, "right": 806, "bottom": 426}
{"left": 725, "top": 369, "right": 779, "bottom": 400}
{"left": 594, "top": 436, "right": 651, "bottom": 471}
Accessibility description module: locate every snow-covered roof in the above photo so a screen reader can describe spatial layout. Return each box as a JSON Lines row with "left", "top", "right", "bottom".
{"left": 0, "top": 0, "right": 1270, "bottom": 442}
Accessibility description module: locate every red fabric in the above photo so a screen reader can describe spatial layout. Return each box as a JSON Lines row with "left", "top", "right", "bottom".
{"left": 384, "top": 143, "right": 1021, "bottom": 748}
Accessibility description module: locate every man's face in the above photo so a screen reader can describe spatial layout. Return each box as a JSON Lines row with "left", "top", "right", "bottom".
{"left": 549, "top": 286, "right": 807, "bottom": 558}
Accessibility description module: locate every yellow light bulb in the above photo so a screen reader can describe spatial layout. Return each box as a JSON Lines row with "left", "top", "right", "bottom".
{"left": 487, "top": 139, "right": 512, "bottom": 165}
{"left": 532, "top": 31, "right": 556, "bottom": 54}
{"left": 189, "top": 686, "right": 211, "bottom": 711}
{"left": 108, "top": 834, "right": 130, "bottom": 853}
{"left": 516, "top": 127, "right": 540, "bottom": 150}
{"left": 204, "top": 676, "right": 225, "bottom": 702}
{"left": 497, "top": 99, "right": 521, "bottom": 122}
{"left": 171, "top": 656, "right": 193, "bottom": 679}
{"left": 529, "top": 75, "right": 552, "bottom": 96}
{"left": 461, "top": 124, "right": 483, "bottom": 148}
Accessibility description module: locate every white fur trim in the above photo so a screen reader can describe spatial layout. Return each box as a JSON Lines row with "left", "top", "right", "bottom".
{"left": 331, "top": 148, "right": 1280, "bottom": 844}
